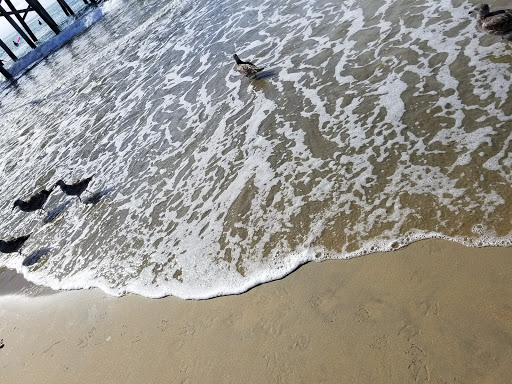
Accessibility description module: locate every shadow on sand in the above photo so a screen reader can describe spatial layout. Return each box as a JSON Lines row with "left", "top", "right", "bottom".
{"left": 83, "top": 187, "right": 115, "bottom": 205}
{"left": 22, "top": 247, "right": 51, "bottom": 267}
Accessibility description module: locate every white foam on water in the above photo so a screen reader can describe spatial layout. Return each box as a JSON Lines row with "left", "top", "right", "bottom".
{"left": 0, "top": 0, "right": 511, "bottom": 299}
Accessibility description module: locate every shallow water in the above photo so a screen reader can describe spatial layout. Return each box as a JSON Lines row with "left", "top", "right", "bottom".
{"left": 0, "top": 0, "right": 511, "bottom": 299}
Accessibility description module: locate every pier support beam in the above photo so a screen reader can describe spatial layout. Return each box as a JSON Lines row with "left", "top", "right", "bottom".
{"left": 3, "top": 0, "right": 38, "bottom": 43}
{"left": 0, "top": 39, "right": 18, "bottom": 62}
{"left": 25, "top": 0, "right": 61, "bottom": 35}
{"left": 0, "top": 4, "right": 37, "bottom": 49}
{"left": 56, "top": 0, "right": 75, "bottom": 16}
{"left": 0, "top": 60, "right": 13, "bottom": 79}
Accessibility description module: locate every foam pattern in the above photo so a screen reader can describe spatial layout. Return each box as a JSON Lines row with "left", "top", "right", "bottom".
{"left": 0, "top": 0, "right": 511, "bottom": 299}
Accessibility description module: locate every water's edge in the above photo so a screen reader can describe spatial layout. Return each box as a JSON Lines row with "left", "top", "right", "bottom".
{"left": 3, "top": 235, "right": 510, "bottom": 300}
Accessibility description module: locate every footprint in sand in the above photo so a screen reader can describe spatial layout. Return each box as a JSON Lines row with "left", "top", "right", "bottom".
{"left": 321, "top": 310, "right": 339, "bottom": 324}
{"left": 419, "top": 300, "right": 440, "bottom": 316}
{"left": 290, "top": 334, "right": 310, "bottom": 351}
{"left": 179, "top": 324, "right": 197, "bottom": 337}
{"left": 407, "top": 344, "right": 430, "bottom": 382}
{"left": 259, "top": 320, "right": 284, "bottom": 337}
{"left": 158, "top": 319, "right": 169, "bottom": 332}
{"left": 308, "top": 294, "right": 323, "bottom": 308}
{"left": 355, "top": 307, "right": 370, "bottom": 322}
{"left": 131, "top": 331, "right": 143, "bottom": 344}
{"left": 77, "top": 327, "right": 96, "bottom": 348}
{"left": 369, "top": 335, "right": 388, "bottom": 351}
{"left": 398, "top": 324, "right": 419, "bottom": 341}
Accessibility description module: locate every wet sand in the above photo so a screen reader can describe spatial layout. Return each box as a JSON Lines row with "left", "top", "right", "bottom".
{"left": 0, "top": 267, "right": 55, "bottom": 297}
{"left": 1, "top": 239, "right": 512, "bottom": 383}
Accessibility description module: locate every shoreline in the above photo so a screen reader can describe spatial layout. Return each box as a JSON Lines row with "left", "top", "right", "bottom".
{"left": 1, "top": 238, "right": 512, "bottom": 383}
{"left": 3, "top": 233, "right": 511, "bottom": 300}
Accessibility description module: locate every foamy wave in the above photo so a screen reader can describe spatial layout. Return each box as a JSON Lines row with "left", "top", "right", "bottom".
{"left": 0, "top": 0, "right": 511, "bottom": 299}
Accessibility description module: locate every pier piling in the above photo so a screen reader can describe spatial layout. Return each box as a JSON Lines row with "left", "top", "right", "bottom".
{"left": 25, "top": 0, "right": 61, "bottom": 35}
{"left": 0, "top": 4, "right": 37, "bottom": 48}
{"left": 0, "top": 0, "right": 89, "bottom": 80}
{"left": 56, "top": 0, "right": 75, "bottom": 16}
{"left": 0, "top": 39, "right": 18, "bottom": 62}
{"left": 0, "top": 64, "right": 13, "bottom": 79}
{"left": 3, "top": 0, "right": 38, "bottom": 43}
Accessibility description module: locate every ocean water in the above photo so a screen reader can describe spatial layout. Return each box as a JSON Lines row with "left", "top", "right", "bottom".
{"left": 0, "top": 0, "right": 511, "bottom": 299}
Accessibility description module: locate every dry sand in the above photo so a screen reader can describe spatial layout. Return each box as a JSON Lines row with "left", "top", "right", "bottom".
{"left": 1, "top": 239, "right": 512, "bottom": 383}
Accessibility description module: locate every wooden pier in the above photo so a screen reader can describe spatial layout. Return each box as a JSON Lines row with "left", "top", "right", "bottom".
{"left": 0, "top": 0, "right": 98, "bottom": 79}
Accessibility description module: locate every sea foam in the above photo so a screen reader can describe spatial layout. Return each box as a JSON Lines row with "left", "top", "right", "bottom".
{"left": 0, "top": 0, "right": 511, "bottom": 299}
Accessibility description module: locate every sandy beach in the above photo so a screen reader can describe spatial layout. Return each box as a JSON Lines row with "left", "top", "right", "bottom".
{"left": 1, "top": 0, "right": 512, "bottom": 382}
{"left": 1, "top": 239, "right": 512, "bottom": 383}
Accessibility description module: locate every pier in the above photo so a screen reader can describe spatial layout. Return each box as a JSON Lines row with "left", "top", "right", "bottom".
{"left": 0, "top": 0, "right": 98, "bottom": 79}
